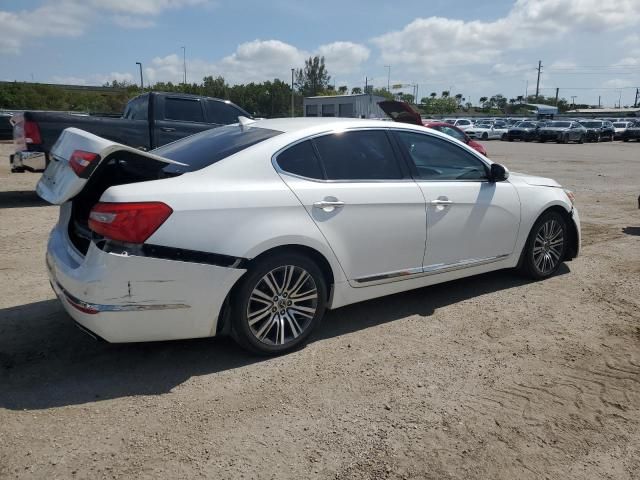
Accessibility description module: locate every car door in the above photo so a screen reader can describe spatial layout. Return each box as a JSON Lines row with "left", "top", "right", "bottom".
{"left": 154, "top": 96, "right": 209, "bottom": 146}
{"left": 275, "top": 129, "right": 427, "bottom": 286}
{"left": 393, "top": 130, "right": 520, "bottom": 272}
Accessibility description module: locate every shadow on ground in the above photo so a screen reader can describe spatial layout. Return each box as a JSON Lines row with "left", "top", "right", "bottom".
{"left": 0, "top": 190, "right": 48, "bottom": 209}
{"left": 0, "top": 266, "right": 567, "bottom": 410}
{"left": 622, "top": 226, "right": 640, "bottom": 236}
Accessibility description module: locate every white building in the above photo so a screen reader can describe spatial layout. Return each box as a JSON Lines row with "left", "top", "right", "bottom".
{"left": 303, "top": 94, "right": 388, "bottom": 119}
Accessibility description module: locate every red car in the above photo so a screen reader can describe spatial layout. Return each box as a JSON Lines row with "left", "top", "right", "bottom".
{"left": 378, "top": 101, "right": 487, "bottom": 156}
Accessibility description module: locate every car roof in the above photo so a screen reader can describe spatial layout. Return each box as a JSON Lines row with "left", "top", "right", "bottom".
{"left": 248, "top": 117, "right": 443, "bottom": 136}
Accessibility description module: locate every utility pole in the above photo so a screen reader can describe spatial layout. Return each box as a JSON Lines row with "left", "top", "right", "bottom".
{"left": 634, "top": 88, "right": 639, "bottom": 108}
{"left": 291, "top": 68, "right": 295, "bottom": 117}
{"left": 535, "top": 60, "right": 542, "bottom": 99}
{"left": 555, "top": 87, "right": 559, "bottom": 105}
{"left": 181, "top": 46, "right": 187, "bottom": 84}
{"left": 598, "top": 96, "right": 601, "bottom": 108}
{"left": 571, "top": 95, "right": 577, "bottom": 108}
{"left": 384, "top": 65, "right": 391, "bottom": 91}
{"left": 135, "top": 62, "right": 143, "bottom": 89}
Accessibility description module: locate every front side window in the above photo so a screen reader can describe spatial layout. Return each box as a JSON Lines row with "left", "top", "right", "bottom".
{"left": 313, "top": 130, "right": 402, "bottom": 180}
{"left": 164, "top": 98, "right": 204, "bottom": 122}
{"left": 395, "top": 131, "right": 488, "bottom": 181}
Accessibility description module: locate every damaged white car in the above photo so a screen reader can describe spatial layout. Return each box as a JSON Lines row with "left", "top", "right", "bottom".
{"left": 39, "top": 118, "right": 580, "bottom": 354}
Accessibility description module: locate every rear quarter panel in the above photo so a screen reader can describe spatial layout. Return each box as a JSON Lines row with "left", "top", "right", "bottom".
{"left": 100, "top": 139, "right": 348, "bottom": 285}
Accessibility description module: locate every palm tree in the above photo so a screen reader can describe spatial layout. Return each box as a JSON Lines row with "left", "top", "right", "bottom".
{"left": 441, "top": 91, "right": 450, "bottom": 98}
{"left": 479, "top": 96, "right": 488, "bottom": 108}
{"left": 430, "top": 92, "right": 437, "bottom": 98}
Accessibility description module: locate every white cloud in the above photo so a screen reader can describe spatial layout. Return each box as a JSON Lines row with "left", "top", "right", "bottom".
{"left": 316, "top": 42, "right": 370, "bottom": 75}
{"left": 112, "top": 15, "right": 156, "bottom": 29}
{"left": 141, "top": 39, "right": 371, "bottom": 85}
{"left": 371, "top": 0, "right": 640, "bottom": 76}
{"left": 0, "top": 0, "right": 210, "bottom": 53}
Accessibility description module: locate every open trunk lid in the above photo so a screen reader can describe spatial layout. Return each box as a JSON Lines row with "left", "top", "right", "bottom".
{"left": 377, "top": 100, "right": 424, "bottom": 126}
{"left": 36, "top": 127, "right": 184, "bottom": 205}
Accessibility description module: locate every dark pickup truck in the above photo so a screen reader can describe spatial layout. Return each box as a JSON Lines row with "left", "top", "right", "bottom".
{"left": 9, "top": 91, "right": 251, "bottom": 172}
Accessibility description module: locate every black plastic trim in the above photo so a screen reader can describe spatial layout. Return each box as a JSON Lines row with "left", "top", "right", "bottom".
{"left": 99, "top": 241, "right": 247, "bottom": 268}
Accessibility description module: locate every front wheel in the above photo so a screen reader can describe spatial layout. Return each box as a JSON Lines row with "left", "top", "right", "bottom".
{"left": 231, "top": 253, "right": 327, "bottom": 355}
{"left": 520, "top": 211, "right": 567, "bottom": 280}
{"left": 578, "top": 135, "right": 584, "bottom": 144}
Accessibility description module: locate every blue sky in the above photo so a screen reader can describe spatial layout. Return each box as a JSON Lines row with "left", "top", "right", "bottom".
{"left": 1, "top": 0, "right": 639, "bottom": 107}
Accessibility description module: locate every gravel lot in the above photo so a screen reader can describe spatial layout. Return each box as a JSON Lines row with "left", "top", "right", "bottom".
{"left": 1, "top": 139, "right": 639, "bottom": 479}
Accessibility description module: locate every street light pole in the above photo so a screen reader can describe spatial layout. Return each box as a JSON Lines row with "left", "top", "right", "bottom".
{"left": 384, "top": 65, "right": 391, "bottom": 91}
{"left": 135, "top": 62, "right": 143, "bottom": 89}
{"left": 291, "top": 68, "right": 295, "bottom": 117}
{"left": 181, "top": 46, "right": 187, "bottom": 84}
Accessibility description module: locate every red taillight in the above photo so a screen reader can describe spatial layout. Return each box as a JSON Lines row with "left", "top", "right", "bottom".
{"left": 24, "top": 120, "right": 42, "bottom": 145}
{"left": 69, "top": 150, "right": 99, "bottom": 176}
{"left": 88, "top": 202, "right": 173, "bottom": 244}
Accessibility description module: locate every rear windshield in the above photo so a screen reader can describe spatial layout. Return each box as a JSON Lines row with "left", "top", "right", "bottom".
{"left": 548, "top": 122, "right": 570, "bottom": 127}
{"left": 153, "top": 125, "right": 282, "bottom": 174}
{"left": 517, "top": 122, "right": 536, "bottom": 128}
{"left": 580, "top": 121, "right": 602, "bottom": 127}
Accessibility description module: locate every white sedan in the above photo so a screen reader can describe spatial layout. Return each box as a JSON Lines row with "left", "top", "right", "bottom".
{"left": 466, "top": 123, "right": 509, "bottom": 140}
{"left": 38, "top": 118, "right": 580, "bottom": 355}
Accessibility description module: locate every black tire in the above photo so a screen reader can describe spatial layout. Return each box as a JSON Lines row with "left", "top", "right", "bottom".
{"left": 508, "top": 137, "right": 514, "bottom": 142}
{"left": 502, "top": 133, "right": 508, "bottom": 141}
{"left": 609, "top": 134, "right": 614, "bottom": 142}
{"left": 482, "top": 132, "right": 488, "bottom": 140}
{"left": 623, "top": 138, "right": 629, "bottom": 142}
{"left": 578, "top": 135, "right": 584, "bottom": 144}
{"left": 539, "top": 138, "right": 546, "bottom": 143}
{"left": 519, "top": 211, "right": 567, "bottom": 280}
{"left": 562, "top": 134, "right": 569, "bottom": 144}
{"left": 596, "top": 134, "right": 601, "bottom": 143}
{"left": 230, "top": 252, "right": 327, "bottom": 355}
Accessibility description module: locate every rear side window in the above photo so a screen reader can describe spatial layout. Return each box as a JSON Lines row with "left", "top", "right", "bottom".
{"left": 206, "top": 100, "right": 245, "bottom": 125}
{"left": 164, "top": 98, "right": 204, "bottom": 122}
{"left": 153, "top": 125, "right": 282, "bottom": 174}
{"left": 313, "top": 130, "right": 402, "bottom": 180}
{"left": 277, "top": 140, "right": 324, "bottom": 179}
{"left": 396, "top": 131, "right": 487, "bottom": 181}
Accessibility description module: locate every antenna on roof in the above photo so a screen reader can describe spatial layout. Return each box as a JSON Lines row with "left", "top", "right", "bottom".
{"left": 238, "top": 116, "right": 256, "bottom": 130}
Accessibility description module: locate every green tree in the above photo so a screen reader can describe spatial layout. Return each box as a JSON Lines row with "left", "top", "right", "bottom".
{"left": 295, "top": 56, "right": 331, "bottom": 97}
{"left": 351, "top": 87, "right": 362, "bottom": 94}
{"left": 338, "top": 85, "right": 348, "bottom": 95}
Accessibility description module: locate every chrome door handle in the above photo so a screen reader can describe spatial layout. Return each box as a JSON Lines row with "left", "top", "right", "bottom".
{"left": 430, "top": 199, "right": 453, "bottom": 205}
{"left": 313, "top": 200, "right": 345, "bottom": 211}
{"left": 161, "top": 127, "right": 176, "bottom": 132}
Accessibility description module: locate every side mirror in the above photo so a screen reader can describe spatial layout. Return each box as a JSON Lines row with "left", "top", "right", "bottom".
{"left": 490, "top": 163, "right": 509, "bottom": 182}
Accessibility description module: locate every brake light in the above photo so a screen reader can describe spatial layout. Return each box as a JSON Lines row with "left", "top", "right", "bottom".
{"left": 24, "top": 120, "right": 42, "bottom": 145}
{"left": 69, "top": 150, "right": 99, "bottom": 176}
{"left": 88, "top": 202, "right": 173, "bottom": 244}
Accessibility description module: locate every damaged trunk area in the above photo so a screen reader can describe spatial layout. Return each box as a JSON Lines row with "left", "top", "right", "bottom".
{"left": 68, "top": 152, "right": 180, "bottom": 255}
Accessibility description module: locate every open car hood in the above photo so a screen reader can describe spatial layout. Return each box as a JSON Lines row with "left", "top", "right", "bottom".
{"left": 377, "top": 100, "right": 423, "bottom": 126}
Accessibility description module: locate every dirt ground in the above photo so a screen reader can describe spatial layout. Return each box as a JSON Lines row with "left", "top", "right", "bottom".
{"left": 0, "top": 139, "right": 639, "bottom": 480}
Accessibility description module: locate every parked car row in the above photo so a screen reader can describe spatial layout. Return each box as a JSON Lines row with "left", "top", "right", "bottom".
{"left": 505, "top": 119, "right": 640, "bottom": 144}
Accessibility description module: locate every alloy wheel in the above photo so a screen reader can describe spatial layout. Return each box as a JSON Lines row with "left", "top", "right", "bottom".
{"left": 533, "top": 219, "right": 564, "bottom": 275}
{"left": 246, "top": 265, "right": 318, "bottom": 346}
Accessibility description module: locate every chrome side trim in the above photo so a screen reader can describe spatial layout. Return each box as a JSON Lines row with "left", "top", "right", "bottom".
{"left": 353, "top": 254, "right": 510, "bottom": 285}
{"left": 353, "top": 266, "right": 423, "bottom": 284}
{"left": 55, "top": 281, "right": 190, "bottom": 313}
